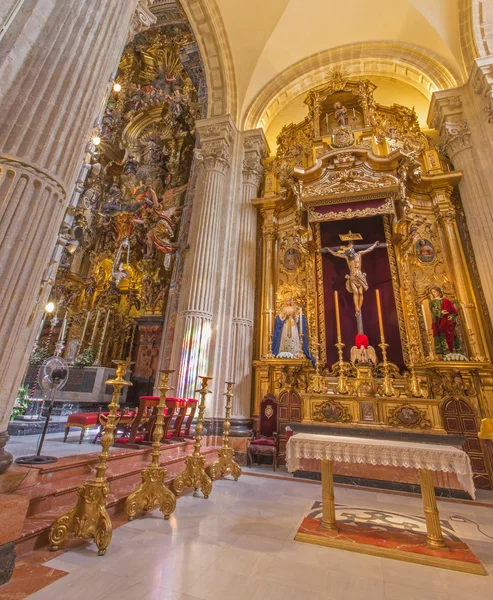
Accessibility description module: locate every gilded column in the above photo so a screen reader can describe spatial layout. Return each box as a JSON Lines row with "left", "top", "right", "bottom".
{"left": 428, "top": 181, "right": 490, "bottom": 361}
{"left": 0, "top": 0, "right": 143, "bottom": 473}
{"left": 254, "top": 199, "right": 279, "bottom": 359}
{"left": 230, "top": 131, "right": 267, "bottom": 418}
{"left": 175, "top": 116, "right": 235, "bottom": 399}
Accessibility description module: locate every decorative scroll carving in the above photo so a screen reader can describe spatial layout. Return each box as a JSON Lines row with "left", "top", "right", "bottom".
{"left": 309, "top": 198, "right": 394, "bottom": 222}
{"left": 301, "top": 165, "right": 397, "bottom": 199}
{"left": 128, "top": 1, "right": 157, "bottom": 42}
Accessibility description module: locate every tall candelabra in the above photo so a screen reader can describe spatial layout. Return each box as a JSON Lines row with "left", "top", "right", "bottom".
{"left": 124, "top": 370, "right": 177, "bottom": 520}
{"left": 49, "top": 360, "right": 132, "bottom": 555}
{"left": 173, "top": 376, "right": 213, "bottom": 499}
{"left": 333, "top": 291, "right": 349, "bottom": 394}
{"left": 209, "top": 382, "right": 241, "bottom": 481}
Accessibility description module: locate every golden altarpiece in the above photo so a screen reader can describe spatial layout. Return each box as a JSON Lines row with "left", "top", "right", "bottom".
{"left": 253, "top": 73, "right": 493, "bottom": 489}
{"left": 32, "top": 23, "right": 204, "bottom": 401}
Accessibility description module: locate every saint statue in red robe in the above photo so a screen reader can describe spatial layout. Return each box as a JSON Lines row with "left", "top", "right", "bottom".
{"left": 429, "top": 286, "right": 460, "bottom": 356}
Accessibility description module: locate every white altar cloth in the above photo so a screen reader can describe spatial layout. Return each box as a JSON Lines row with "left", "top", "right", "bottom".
{"left": 286, "top": 433, "right": 476, "bottom": 499}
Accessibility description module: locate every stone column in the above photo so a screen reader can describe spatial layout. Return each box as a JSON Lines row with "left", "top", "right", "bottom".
{"left": 229, "top": 130, "right": 266, "bottom": 420}
{"left": 0, "top": 0, "right": 142, "bottom": 474}
{"left": 429, "top": 80, "right": 493, "bottom": 318}
{"left": 174, "top": 116, "right": 235, "bottom": 400}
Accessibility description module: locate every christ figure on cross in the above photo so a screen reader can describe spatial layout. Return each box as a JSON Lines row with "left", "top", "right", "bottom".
{"left": 320, "top": 240, "right": 380, "bottom": 317}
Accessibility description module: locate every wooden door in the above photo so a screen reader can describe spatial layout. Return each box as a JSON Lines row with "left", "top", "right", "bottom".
{"left": 442, "top": 398, "right": 492, "bottom": 489}
{"left": 278, "top": 390, "right": 302, "bottom": 464}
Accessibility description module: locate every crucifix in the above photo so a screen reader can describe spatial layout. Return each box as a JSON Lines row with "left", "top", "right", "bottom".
{"left": 319, "top": 231, "right": 386, "bottom": 334}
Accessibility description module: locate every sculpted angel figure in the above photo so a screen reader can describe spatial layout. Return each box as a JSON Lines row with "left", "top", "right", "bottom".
{"left": 320, "top": 241, "right": 380, "bottom": 316}
{"left": 132, "top": 183, "right": 187, "bottom": 257}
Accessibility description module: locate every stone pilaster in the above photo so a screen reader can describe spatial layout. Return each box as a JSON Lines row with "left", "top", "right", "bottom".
{"left": 229, "top": 130, "right": 266, "bottom": 419}
{"left": 0, "top": 0, "right": 141, "bottom": 472}
{"left": 173, "top": 116, "right": 235, "bottom": 400}
{"left": 429, "top": 88, "right": 493, "bottom": 318}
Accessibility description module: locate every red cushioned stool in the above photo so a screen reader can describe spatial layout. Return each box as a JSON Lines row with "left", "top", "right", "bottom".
{"left": 64, "top": 412, "right": 99, "bottom": 444}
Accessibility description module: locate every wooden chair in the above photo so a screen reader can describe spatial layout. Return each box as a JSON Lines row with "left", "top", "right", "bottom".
{"left": 181, "top": 399, "right": 198, "bottom": 437}
{"left": 248, "top": 394, "right": 279, "bottom": 471}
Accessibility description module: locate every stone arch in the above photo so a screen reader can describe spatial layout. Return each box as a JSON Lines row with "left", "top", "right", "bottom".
{"left": 459, "top": 0, "right": 493, "bottom": 67}
{"left": 179, "top": 0, "right": 237, "bottom": 121}
{"left": 242, "top": 42, "right": 463, "bottom": 132}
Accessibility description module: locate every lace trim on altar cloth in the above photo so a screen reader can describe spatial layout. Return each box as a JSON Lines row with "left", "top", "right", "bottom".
{"left": 285, "top": 433, "right": 475, "bottom": 499}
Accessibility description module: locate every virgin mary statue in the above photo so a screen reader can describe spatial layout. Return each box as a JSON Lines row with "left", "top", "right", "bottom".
{"left": 272, "top": 298, "right": 314, "bottom": 363}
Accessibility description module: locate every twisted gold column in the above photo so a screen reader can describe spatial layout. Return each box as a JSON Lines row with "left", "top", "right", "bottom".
{"left": 419, "top": 469, "right": 446, "bottom": 549}
{"left": 49, "top": 361, "right": 132, "bottom": 555}
{"left": 124, "top": 370, "right": 177, "bottom": 521}
{"left": 209, "top": 382, "right": 242, "bottom": 481}
{"left": 173, "top": 376, "right": 213, "bottom": 498}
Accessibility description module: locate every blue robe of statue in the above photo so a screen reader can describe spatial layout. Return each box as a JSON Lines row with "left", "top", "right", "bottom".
{"left": 272, "top": 313, "right": 315, "bottom": 366}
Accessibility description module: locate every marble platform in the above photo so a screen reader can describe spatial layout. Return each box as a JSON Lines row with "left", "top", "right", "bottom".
{"left": 0, "top": 434, "right": 218, "bottom": 557}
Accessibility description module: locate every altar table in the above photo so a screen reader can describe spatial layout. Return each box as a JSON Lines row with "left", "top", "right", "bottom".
{"left": 286, "top": 433, "right": 475, "bottom": 549}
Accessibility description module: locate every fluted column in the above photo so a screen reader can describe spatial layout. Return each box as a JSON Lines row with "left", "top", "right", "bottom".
{"left": 174, "top": 116, "right": 235, "bottom": 399}
{"left": 230, "top": 131, "right": 267, "bottom": 418}
{"left": 0, "top": 0, "right": 141, "bottom": 473}
{"left": 429, "top": 85, "right": 493, "bottom": 318}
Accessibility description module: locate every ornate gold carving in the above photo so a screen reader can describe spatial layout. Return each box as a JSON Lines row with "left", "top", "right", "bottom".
{"left": 313, "top": 400, "right": 352, "bottom": 423}
{"left": 383, "top": 215, "right": 410, "bottom": 366}
{"left": 173, "top": 376, "right": 213, "bottom": 498}
{"left": 387, "top": 404, "right": 432, "bottom": 429}
{"left": 208, "top": 382, "right": 242, "bottom": 481}
{"left": 301, "top": 164, "right": 397, "bottom": 199}
{"left": 124, "top": 369, "right": 177, "bottom": 521}
{"left": 309, "top": 198, "right": 394, "bottom": 222}
{"left": 49, "top": 361, "right": 133, "bottom": 555}
{"left": 314, "top": 224, "right": 326, "bottom": 366}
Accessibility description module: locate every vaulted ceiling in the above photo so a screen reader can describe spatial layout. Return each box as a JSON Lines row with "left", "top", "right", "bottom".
{"left": 181, "top": 0, "right": 474, "bottom": 145}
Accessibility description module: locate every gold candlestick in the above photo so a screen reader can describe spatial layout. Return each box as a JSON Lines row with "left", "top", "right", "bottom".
{"left": 89, "top": 310, "right": 101, "bottom": 349}
{"left": 173, "top": 376, "right": 213, "bottom": 499}
{"left": 209, "top": 382, "right": 242, "bottom": 481}
{"left": 93, "top": 310, "right": 110, "bottom": 366}
{"left": 375, "top": 290, "right": 399, "bottom": 397}
{"left": 49, "top": 360, "right": 133, "bottom": 555}
{"left": 334, "top": 290, "right": 349, "bottom": 394}
{"left": 125, "top": 369, "right": 177, "bottom": 521}
{"left": 405, "top": 342, "right": 426, "bottom": 398}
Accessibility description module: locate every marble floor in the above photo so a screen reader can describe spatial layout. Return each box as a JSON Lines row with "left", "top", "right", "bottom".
{"left": 17, "top": 473, "right": 493, "bottom": 600}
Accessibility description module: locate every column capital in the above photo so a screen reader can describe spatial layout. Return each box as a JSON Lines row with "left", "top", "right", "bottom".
{"left": 195, "top": 115, "right": 237, "bottom": 174}
{"left": 428, "top": 91, "right": 471, "bottom": 159}
{"left": 469, "top": 57, "right": 493, "bottom": 124}
{"left": 127, "top": 1, "right": 157, "bottom": 42}
{"left": 242, "top": 129, "right": 269, "bottom": 187}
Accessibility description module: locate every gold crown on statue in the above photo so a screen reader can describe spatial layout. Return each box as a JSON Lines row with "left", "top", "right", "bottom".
{"left": 339, "top": 231, "right": 362, "bottom": 242}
